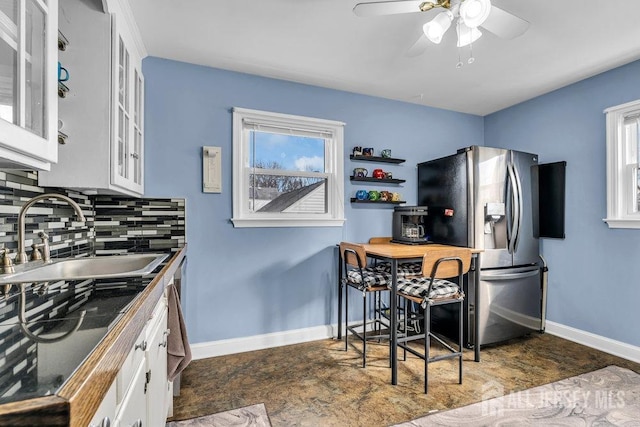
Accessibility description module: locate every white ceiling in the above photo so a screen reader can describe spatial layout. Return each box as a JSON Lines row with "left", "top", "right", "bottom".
{"left": 129, "top": 0, "right": 640, "bottom": 116}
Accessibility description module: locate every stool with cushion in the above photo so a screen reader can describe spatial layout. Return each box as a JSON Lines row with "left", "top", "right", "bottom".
{"left": 340, "top": 242, "right": 392, "bottom": 368}
{"left": 393, "top": 247, "right": 471, "bottom": 393}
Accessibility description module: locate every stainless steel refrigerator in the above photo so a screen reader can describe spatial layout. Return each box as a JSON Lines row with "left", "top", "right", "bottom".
{"left": 418, "top": 146, "right": 543, "bottom": 346}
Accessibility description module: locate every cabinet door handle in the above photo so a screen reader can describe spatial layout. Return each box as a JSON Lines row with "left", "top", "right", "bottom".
{"left": 131, "top": 152, "right": 140, "bottom": 159}
{"left": 159, "top": 328, "right": 170, "bottom": 348}
{"left": 89, "top": 417, "right": 110, "bottom": 427}
{"left": 135, "top": 340, "right": 147, "bottom": 351}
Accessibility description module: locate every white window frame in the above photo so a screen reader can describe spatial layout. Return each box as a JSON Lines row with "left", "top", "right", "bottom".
{"left": 603, "top": 99, "right": 640, "bottom": 229}
{"left": 231, "top": 107, "right": 345, "bottom": 228}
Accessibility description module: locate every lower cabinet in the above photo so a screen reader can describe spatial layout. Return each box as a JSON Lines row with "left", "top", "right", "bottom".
{"left": 144, "top": 297, "right": 170, "bottom": 427}
{"left": 89, "top": 293, "right": 170, "bottom": 427}
{"left": 115, "top": 361, "right": 148, "bottom": 427}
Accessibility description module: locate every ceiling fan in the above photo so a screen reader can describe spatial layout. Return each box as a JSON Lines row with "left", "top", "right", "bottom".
{"left": 353, "top": 0, "right": 529, "bottom": 63}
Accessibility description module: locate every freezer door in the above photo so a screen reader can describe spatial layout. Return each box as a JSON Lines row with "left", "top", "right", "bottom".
{"left": 472, "top": 266, "right": 542, "bottom": 346}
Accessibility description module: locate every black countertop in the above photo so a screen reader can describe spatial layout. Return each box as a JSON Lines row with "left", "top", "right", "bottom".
{"left": 0, "top": 270, "right": 160, "bottom": 405}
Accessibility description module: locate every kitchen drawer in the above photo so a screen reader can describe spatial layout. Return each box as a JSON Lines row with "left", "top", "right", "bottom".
{"left": 146, "top": 295, "right": 168, "bottom": 342}
{"left": 117, "top": 323, "right": 148, "bottom": 404}
{"left": 114, "top": 357, "right": 147, "bottom": 427}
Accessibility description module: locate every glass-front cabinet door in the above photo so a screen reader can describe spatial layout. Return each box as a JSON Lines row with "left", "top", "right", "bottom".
{"left": 0, "top": 0, "right": 57, "bottom": 169}
{"left": 111, "top": 13, "right": 143, "bottom": 194}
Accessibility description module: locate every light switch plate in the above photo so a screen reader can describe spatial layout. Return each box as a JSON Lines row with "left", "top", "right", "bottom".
{"left": 203, "top": 146, "right": 221, "bottom": 193}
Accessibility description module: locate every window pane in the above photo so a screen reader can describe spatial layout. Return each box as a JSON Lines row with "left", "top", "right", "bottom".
{"left": 0, "top": 1, "right": 18, "bottom": 125}
{"left": 118, "top": 37, "right": 125, "bottom": 106}
{"left": 249, "top": 131, "right": 325, "bottom": 173}
{"left": 0, "top": 38, "right": 17, "bottom": 124}
{"left": 118, "top": 107, "right": 125, "bottom": 176}
{"left": 0, "top": 1, "right": 17, "bottom": 21}
{"left": 637, "top": 169, "right": 640, "bottom": 213}
{"left": 24, "top": 0, "right": 46, "bottom": 137}
{"left": 249, "top": 175, "right": 327, "bottom": 213}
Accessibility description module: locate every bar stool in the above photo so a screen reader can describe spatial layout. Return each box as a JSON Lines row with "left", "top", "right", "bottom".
{"left": 339, "top": 242, "right": 392, "bottom": 368}
{"left": 368, "top": 237, "right": 422, "bottom": 334}
{"left": 393, "top": 247, "right": 471, "bottom": 393}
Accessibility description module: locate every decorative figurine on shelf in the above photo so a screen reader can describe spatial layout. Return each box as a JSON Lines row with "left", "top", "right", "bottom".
{"left": 362, "top": 147, "right": 374, "bottom": 156}
{"left": 381, "top": 149, "right": 392, "bottom": 158}
{"left": 352, "top": 146, "right": 363, "bottom": 156}
{"left": 353, "top": 168, "right": 368, "bottom": 178}
{"left": 372, "top": 168, "right": 385, "bottom": 179}
{"left": 368, "top": 190, "right": 380, "bottom": 201}
{"left": 355, "top": 190, "right": 369, "bottom": 200}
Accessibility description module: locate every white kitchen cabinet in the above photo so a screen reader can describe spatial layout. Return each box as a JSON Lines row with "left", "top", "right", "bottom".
{"left": 90, "top": 293, "right": 169, "bottom": 427}
{"left": 115, "top": 359, "right": 148, "bottom": 427}
{"left": 115, "top": 294, "right": 169, "bottom": 426}
{"left": 145, "top": 297, "right": 170, "bottom": 427}
{"left": 39, "top": 0, "right": 146, "bottom": 196}
{"left": 0, "top": 0, "right": 58, "bottom": 170}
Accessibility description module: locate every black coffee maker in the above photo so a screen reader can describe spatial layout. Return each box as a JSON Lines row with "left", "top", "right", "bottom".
{"left": 391, "top": 206, "right": 430, "bottom": 244}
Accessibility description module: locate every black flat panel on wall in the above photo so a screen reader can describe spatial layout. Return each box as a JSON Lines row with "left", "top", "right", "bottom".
{"left": 532, "top": 161, "right": 566, "bottom": 239}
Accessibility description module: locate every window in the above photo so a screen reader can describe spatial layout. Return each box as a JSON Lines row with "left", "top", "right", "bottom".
{"left": 231, "top": 108, "right": 345, "bottom": 228}
{"left": 604, "top": 99, "right": 640, "bottom": 229}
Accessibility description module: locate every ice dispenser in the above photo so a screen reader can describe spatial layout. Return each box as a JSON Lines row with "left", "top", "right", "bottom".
{"left": 484, "top": 202, "right": 507, "bottom": 249}
{"left": 392, "top": 206, "right": 430, "bottom": 244}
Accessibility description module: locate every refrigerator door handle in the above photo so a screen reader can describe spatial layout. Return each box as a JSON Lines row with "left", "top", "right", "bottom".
{"left": 512, "top": 161, "right": 524, "bottom": 252}
{"left": 481, "top": 269, "right": 540, "bottom": 281}
{"left": 506, "top": 163, "right": 519, "bottom": 254}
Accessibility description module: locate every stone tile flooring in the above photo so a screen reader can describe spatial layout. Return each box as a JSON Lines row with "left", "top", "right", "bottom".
{"left": 170, "top": 333, "right": 640, "bottom": 426}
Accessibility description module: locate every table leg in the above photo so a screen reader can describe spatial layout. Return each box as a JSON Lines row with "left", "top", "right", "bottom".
{"left": 337, "top": 247, "right": 343, "bottom": 340}
{"left": 390, "top": 259, "right": 398, "bottom": 385}
{"left": 474, "top": 253, "right": 481, "bottom": 362}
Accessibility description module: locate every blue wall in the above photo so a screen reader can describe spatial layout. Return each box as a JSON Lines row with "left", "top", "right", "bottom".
{"left": 142, "top": 57, "right": 483, "bottom": 344}
{"left": 144, "top": 55, "right": 640, "bottom": 348}
{"left": 485, "top": 60, "right": 640, "bottom": 346}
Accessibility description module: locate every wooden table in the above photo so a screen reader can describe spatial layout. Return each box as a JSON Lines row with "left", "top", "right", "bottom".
{"left": 337, "top": 242, "right": 482, "bottom": 386}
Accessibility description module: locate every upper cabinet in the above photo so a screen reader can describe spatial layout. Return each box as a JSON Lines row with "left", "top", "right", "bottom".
{"left": 39, "top": 0, "right": 146, "bottom": 196}
{"left": 0, "top": 0, "right": 59, "bottom": 170}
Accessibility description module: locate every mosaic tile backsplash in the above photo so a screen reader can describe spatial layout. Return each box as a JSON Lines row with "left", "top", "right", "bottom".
{"left": 94, "top": 197, "right": 186, "bottom": 255}
{"left": 0, "top": 169, "right": 186, "bottom": 403}
{"left": 0, "top": 170, "right": 94, "bottom": 259}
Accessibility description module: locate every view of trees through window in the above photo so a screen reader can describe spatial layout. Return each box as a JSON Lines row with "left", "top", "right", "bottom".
{"left": 248, "top": 131, "right": 327, "bottom": 213}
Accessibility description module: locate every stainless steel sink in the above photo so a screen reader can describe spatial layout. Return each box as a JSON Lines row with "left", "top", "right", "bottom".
{"left": 0, "top": 253, "right": 168, "bottom": 284}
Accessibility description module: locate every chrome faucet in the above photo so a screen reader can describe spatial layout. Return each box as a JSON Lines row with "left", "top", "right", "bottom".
{"left": 15, "top": 193, "right": 86, "bottom": 265}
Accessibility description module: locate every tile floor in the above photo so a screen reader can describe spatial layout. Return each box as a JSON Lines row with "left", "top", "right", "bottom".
{"left": 170, "top": 333, "right": 640, "bottom": 426}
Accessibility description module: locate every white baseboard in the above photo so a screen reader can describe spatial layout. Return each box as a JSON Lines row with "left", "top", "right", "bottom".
{"left": 545, "top": 320, "right": 640, "bottom": 364}
{"left": 192, "top": 320, "right": 640, "bottom": 364}
{"left": 191, "top": 324, "right": 337, "bottom": 360}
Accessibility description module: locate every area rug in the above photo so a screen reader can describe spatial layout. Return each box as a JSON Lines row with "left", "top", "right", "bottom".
{"left": 166, "top": 403, "right": 271, "bottom": 427}
{"left": 394, "top": 365, "right": 640, "bottom": 426}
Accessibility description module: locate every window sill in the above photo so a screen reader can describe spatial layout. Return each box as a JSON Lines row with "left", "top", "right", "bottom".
{"left": 603, "top": 218, "right": 640, "bottom": 229}
{"left": 231, "top": 217, "right": 346, "bottom": 228}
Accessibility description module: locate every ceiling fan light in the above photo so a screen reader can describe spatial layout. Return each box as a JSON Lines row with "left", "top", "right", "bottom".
{"left": 460, "top": 0, "right": 491, "bottom": 28}
{"left": 423, "top": 11, "right": 453, "bottom": 44}
{"left": 456, "top": 22, "right": 482, "bottom": 47}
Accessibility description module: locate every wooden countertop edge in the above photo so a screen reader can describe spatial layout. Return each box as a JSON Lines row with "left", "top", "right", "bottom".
{"left": 0, "top": 395, "right": 69, "bottom": 426}
{"left": 0, "top": 246, "right": 187, "bottom": 427}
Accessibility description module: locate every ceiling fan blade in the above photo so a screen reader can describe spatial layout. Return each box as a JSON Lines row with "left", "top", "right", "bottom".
{"left": 406, "top": 34, "right": 430, "bottom": 57}
{"left": 353, "top": 0, "right": 434, "bottom": 18}
{"left": 480, "top": 5, "right": 529, "bottom": 39}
